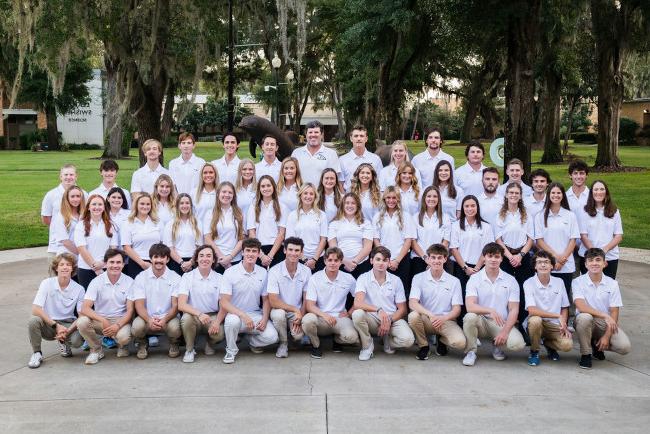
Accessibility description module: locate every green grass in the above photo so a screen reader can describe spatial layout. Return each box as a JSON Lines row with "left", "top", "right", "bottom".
{"left": 1, "top": 141, "right": 649, "bottom": 250}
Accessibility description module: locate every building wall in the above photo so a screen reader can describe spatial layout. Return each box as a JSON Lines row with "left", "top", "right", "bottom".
{"left": 621, "top": 101, "right": 650, "bottom": 128}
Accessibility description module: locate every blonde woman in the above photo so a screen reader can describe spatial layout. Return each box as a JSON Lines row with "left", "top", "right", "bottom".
{"left": 192, "top": 163, "right": 219, "bottom": 222}
{"left": 411, "top": 185, "right": 451, "bottom": 277}
{"left": 163, "top": 193, "right": 202, "bottom": 275}
{"left": 246, "top": 175, "right": 287, "bottom": 268}
{"left": 351, "top": 163, "right": 381, "bottom": 222}
{"left": 285, "top": 183, "right": 328, "bottom": 272}
{"left": 235, "top": 158, "right": 257, "bottom": 217}
{"left": 317, "top": 167, "right": 343, "bottom": 222}
{"left": 395, "top": 161, "right": 421, "bottom": 216}
{"left": 122, "top": 193, "right": 162, "bottom": 278}
{"left": 152, "top": 174, "right": 177, "bottom": 226}
{"left": 378, "top": 140, "right": 423, "bottom": 191}
{"left": 277, "top": 156, "right": 303, "bottom": 213}
{"left": 203, "top": 182, "right": 245, "bottom": 272}
{"left": 51, "top": 185, "right": 86, "bottom": 257}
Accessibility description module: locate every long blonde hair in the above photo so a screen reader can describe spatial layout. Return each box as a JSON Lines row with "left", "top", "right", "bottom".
{"left": 351, "top": 163, "right": 381, "bottom": 207}
{"left": 195, "top": 163, "right": 219, "bottom": 203}
{"left": 390, "top": 140, "right": 412, "bottom": 165}
{"left": 171, "top": 193, "right": 201, "bottom": 243}
{"left": 395, "top": 161, "right": 420, "bottom": 198}
{"left": 60, "top": 185, "right": 85, "bottom": 231}
{"left": 235, "top": 158, "right": 256, "bottom": 192}
{"left": 377, "top": 186, "right": 404, "bottom": 230}
{"left": 277, "top": 156, "right": 303, "bottom": 191}
{"left": 128, "top": 192, "right": 159, "bottom": 223}
{"left": 254, "top": 175, "right": 282, "bottom": 224}
{"left": 209, "top": 182, "right": 244, "bottom": 240}
{"left": 152, "top": 174, "right": 177, "bottom": 214}
{"left": 296, "top": 183, "right": 319, "bottom": 221}
{"left": 334, "top": 192, "right": 364, "bottom": 225}
{"left": 498, "top": 182, "right": 528, "bottom": 223}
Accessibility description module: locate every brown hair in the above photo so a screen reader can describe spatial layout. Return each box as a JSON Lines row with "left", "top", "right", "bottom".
{"left": 82, "top": 194, "right": 113, "bottom": 237}
{"left": 418, "top": 185, "right": 444, "bottom": 228}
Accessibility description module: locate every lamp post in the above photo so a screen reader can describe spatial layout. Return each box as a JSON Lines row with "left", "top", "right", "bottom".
{"left": 271, "top": 53, "right": 281, "bottom": 127}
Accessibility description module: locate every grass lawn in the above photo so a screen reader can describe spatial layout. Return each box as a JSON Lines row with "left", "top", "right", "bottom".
{"left": 1, "top": 141, "right": 648, "bottom": 250}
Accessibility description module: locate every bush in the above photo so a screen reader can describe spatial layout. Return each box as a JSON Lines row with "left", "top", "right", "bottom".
{"left": 162, "top": 137, "right": 178, "bottom": 148}
{"left": 60, "top": 143, "right": 70, "bottom": 152}
{"left": 67, "top": 143, "right": 102, "bottom": 150}
{"left": 619, "top": 117, "right": 639, "bottom": 145}
{"left": 571, "top": 132, "right": 597, "bottom": 143}
{"left": 0, "top": 136, "right": 5, "bottom": 149}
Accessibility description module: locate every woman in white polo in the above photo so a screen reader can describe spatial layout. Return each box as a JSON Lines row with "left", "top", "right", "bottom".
{"left": 317, "top": 168, "right": 343, "bottom": 223}
{"left": 235, "top": 159, "right": 257, "bottom": 217}
{"left": 277, "top": 157, "right": 303, "bottom": 213}
{"left": 203, "top": 182, "right": 245, "bottom": 272}
{"left": 411, "top": 185, "right": 451, "bottom": 278}
{"left": 192, "top": 163, "right": 219, "bottom": 222}
{"left": 122, "top": 193, "right": 163, "bottom": 278}
{"left": 328, "top": 193, "right": 374, "bottom": 277}
{"left": 163, "top": 193, "right": 202, "bottom": 275}
{"left": 247, "top": 175, "right": 287, "bottom": 268}
{"left": 350, "top": 163, "right": 381, "bottom": 223}
{"left": 151, "top": 174, "right": 177, "bottom": 227}
{"left": 286, "top": 183, "right": 328, "bottom": 272}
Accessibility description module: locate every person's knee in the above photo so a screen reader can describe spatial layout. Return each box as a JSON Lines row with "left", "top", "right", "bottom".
{"left": 351, "top": 309, "right": 366, "bottom": 323}
{"left": 447, "top": 334, "right": 467, "bottom": 350}
{"left": 166, "top": 319, "right": 182, "bottom": 338}
{"left": 507, "top": 331, "right": 526, "bottom": 351}
{"left": 575, "top": 313, "right": 593, "bottom": 328}
{"left": 224, "top": 313, "right": 241, "bottom": 329}
{"left": 131, "top": 317, "right": 146, "bottom": 337}
{"left": 615, "top": 334, "right": 632, "bottom": 355}
{"left": 527, "top": 315, "right": 542, "bottom": 330}
{"left": 116, "top": 328, "right": 131, "bottom": 347}
{"left": 557, "top": 338, "right": 574, "bottom": 353}
{"left": 270, "top": 308, "right": 286, "bottom": 323}
{"left": 263, "top": 326, "right": 279, "bottom": 344}
{"left": 462, "top": 312, "right": 478, "bottom": 329}
{"left": 28, "top": 315, "right": 43, "bottom": 330}
{"left": 69, "top": 331, "right": 84, "bottom": 348}
{"left": 76, "top": 316, "right": 91, "bottom": 330}
{"left": 339, "top": 330, "right": 359, "bottom": 344}
{"left": 407, "top": 311, "right": 419, "bottom": 325}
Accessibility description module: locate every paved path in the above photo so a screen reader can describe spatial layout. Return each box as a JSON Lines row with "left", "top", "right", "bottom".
{"left": 0, "top": 256, "right": 648, "bottom": 433}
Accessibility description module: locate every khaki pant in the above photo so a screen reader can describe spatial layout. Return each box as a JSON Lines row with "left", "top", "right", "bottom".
{"left": 351, "top": 309, "right": 415, "bottom": 350}
{"left": 131, "top": 316, "right": 182, "bottom": 346}
{"left": 407, "top": 311, "right": 466, "bottom": 350}
{"left": 224, "top": 312, "right": 279, "bottom": 355}
{"left": 28, "top": 316, "right": 83, "bottom": 353}
{"left": 77, "top": 316, "right": 131, "bottom": 351}
{"left": 301, "top": 313, "right": 359, "bottom": 348}
{"left": 180, "top": 313, "right": 225, "bottom": 352}
{"left": 270, "top": 308, "right": 305, "bottom": 345}
{"left": 463, "top": 313, "right": 525, "bottom": 353}
{"left": 575, "top": 312, "right": 631, "bottom": 356}
{"left": 526, "top": 316, "right": 573, "bottom": 352}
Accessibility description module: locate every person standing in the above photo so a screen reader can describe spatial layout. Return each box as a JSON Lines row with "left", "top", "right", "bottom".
{"left": 496, "top": 159, "right": 532, "bottom": 197}
{"left": 247, "top": 175, "right": 287, "bottom": 268}
{"left": 524, "top": 168, "right": 551, "bottom": 218}
{"left": 339, "top": 125, "right": 383, "bottom": 191}
{"left": 291, "top": 120, "right": 342, "bottom": 187}
{"left": 168, "top": 132, "right": 205, "bottom": 195}
{"left": 285, "top": 183, "right": 328, "bottom": 272}
{"left": 211, "top": 133, "right": 241, "bottom": 184}
{"left": 255, "top": 135, "right": 282, "bottom": 183}
{"left": 454, "top": 141, "right": 487, "bottom": 197}
{"left": 476, "top": 167, "right": 503, "bottom": 237}
{"left": 89, "top": 159, "right": 131, "bottom": 208}
{"left": 411, "top": 128, "right": 455, "bottom": 188}
{"left": 130, "top": 139, "right": 170, "bottom": 197}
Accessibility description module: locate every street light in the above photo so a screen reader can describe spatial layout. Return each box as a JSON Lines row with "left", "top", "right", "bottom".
{"left": 271, "top": 53, "right": 281, "bottom": 127}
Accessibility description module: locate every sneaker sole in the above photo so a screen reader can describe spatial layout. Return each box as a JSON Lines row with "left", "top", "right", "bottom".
{"left": 578, "top": 365, "right": 592, "bottom": 370}
{"left": 222, "top": 359, "right": 235, "bottom": 364}
{"left": 310, "top": 354, "right": 322, "bottom": 359}
{"left": 416, "top": 355, "right": 429, "bottom": 360}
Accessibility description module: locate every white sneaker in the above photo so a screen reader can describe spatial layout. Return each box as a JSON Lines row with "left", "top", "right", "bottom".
{"left": 250, "top": 346, "right": 264, "bottom": 354}
{"left": 58, "top": 342, "right": 72, "bottom": 357}
{"left": 477, "top": 338, "right": 482, "bottom": 347}
{"left": 492, "top": 346, "right": 506, "bottom": 361}
{"left": 383, "top": 335, "right": 395, "bottom": 354}
{"left": 182, "top": 349, "right": 196, "bottom": 363}
{"left": 223, "top": 351, "right": 236, "bottom": 364}
{"left": 28, "top": 352, "right": 43, "bottom": 368}
{"left": 275, "top": 343, "right": 289, "bottom": 358}
{"left": 204, "top": 342, "right": 216, "bottom": 356}
{"left": 462, "top": 351, "right": 477, "bottom": 366}
{"left": 85, "top": 350, "right": 105, "bottom": 365}
{"left": 359, "top": 340, "right": 374, "bottom": 361}
{"left": 148, "top": 336, "right": 160, "bottom": 347}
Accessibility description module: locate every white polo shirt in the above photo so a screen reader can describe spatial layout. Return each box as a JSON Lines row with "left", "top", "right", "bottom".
{"left": 163, "top": 219, "right": 202, "bottom": 258}
{"left": 121, "top": 217, "right": 163, "bottom": 260}
{"left": 51, "top": 213, "right": 80, "bottom": 255}
{"left": 496, "top": 181, "right": 532, "bottom": 197}
{"left": 85, "top": 272, "right": 134, "bottom": 318}
{"left": 438, "top": 184, "right": 463, "bottom": 222}
{"left": 192, "top": 188, "right": 216, "bottom": 222}
{"left": 340, "top": 149, "right": 383, "bottom": 190}
{"left": 399, "top": 186, "right": 420, "bottom": 216}
{"left": 255, "top": 158, "right": 282, "bottom": 183}
{"left": 211, "top": 155, "right": 241, "bottom": 185}
{"left": 449, "top": 219, "right": 494, "bottom": 264}
{"left": 279, "top": 184, "right": 299, "bottom": 213}
{"left": 73, "top": 220, "right": 117, "bottom": 269}
{"left": 523, "top": 275, "right": 569, "bottom": 325}
{"left": 321, "top": 192, "right": 338, "bottom": 222}
{"left": 411, "top": 149, "right": 455, "bottom": 188}
{"left": 245, "top": 201, "right": 288, "bottom": 245}
{"left": 477, "top": 192, "right": 503, "bottom": 237}
{"left": 355, "top": 270, "right": 406, "bottom": 314}
{"left": 524, "top": 194, "right": 546, "bottom": 219}
{"left": 33, "top": 277, "right": 85, "bottom": 321}
{"left": 177, "top": 268, "right": 222, "bottom": 313}
{"left": 534, "top": 208, "right": 580, "bottom": 273}
{"left": 201, "top": 207, "right": 244, "bottom": 261}
{"left": 372, "top": 212, "right": 416, "bottom": 260}
{"left": 410, "top": 270, "right": 463, "bottom": 315}
{"left": 566, "top": 186, "right": 589, "bottom": 213}
{"left": 378, "top": 164, "right": 423, "bottom": 192}
{"left": 168, "top": 153, "right": 205, "bottom": 195}
{"left": 466, "top": 268, "right": 519, "bottom": 321}
{"left": 454, "top": 162, "right": 486, "bottom": 197}
{"left": 237, "top": 184, "right": 256, "bottom": 218}
{"left": 42, "top": 185, "right": 87, "bottom": 253}
{"left": 359, "top": 190, "right": 380, "bottom": 223}
{"left": 291, "top": 145, "right": 342, "bottom": 186}
{"left": 285, "top": 208, "right": 328, "bottom": 258}
{"left": 110, "top": 209, "right": 130, "bottom": 248}
{"left": 412, "top": 213, "right": 451, "bottom": 258}
{"left": 578, "top": 208, "right": 623, "bottom": 260}
{"left": 89, "top": 184, "right": 132, "bottom": 208}
{"left": 495, "top": 210, "right": 534, "bottom": 249}
{"left": 306, "top": 270, "right": 356, "bottom": 315}
{"left": 131, "top": 267, "right": 181, "bottom": 317}
{"left": 220, "top": 263, "right": 268, "bottom": 314}
{"left": 572, "top": 273, "right": 623, "bottom": 315}
{"left": 156, "top": 202, "right": 174, "bottom": 227}
{"left": 267, "top": 261, "right": 311, "bottom": 309}
{"left": 328, "top": 217, "right": 374, "bottom": 260}
{"left": 130, "top": 164, "right": 169, "bottom": 194}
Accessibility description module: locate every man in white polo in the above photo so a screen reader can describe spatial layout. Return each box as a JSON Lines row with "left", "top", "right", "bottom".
{"left": 455, "top": 141, "right": 487, "bottom": 197}
{"left": 168, "top": 132, "right": 205, "bottom": 195}
{"left": 302, "top": 247, "right": 359, "bottom": 358}
{"left": 77, "top": 249, "right": 134, "bottom": 365}
{"left": 477, "top": 167, "right": 503, "bottom": 237}
{"left": 339, "top": 125, "right": 383, "bottom": 190}
{"left": 268, "top": 237, "right": 311, "bottom": 358}
{"left": 130, "top": 243, "right": 182, "bottom": 359}
{"left": 352, "top": 246, "right": 415, "bottom": 361}
{"left": 408, "top": 244, "right": 466, "bottom": 361}
{"left": 462, "top": 242, "right": 525, "bottom": 366}
{"left": 220, "top": 238, "right": 279, "bottom": 363}
{"left": 496, "top": 158, "right": 532, "bottom": 197}
{"left": 212, "top": 133, "right": 241, "bottom": 184}
{"left": 130, "top": 139, "right": 170, "bottom": 197}
{"left": 291, "top": 120, "right": 342, "bottom": 186}
{"left": 411, "top": 128, "right": 455, "bottom": 188}
{"left": 255, "top": 135, "right": 282, "bottom": 183}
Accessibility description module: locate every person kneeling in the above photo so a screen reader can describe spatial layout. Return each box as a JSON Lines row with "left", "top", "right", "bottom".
{"left": 220, "top": 238, "right": 279, "bottom": 364}
{"left": 573, "top": 248, "right": 631, "bottom": 369}
{"left": 523, "top": 250, "right": 573, "bottom": 366}
{"left": 352, "top": 246, "right": 415, "bottom": 361}
{"left": 27, "top": 253, "right": 85, "bottom": 368}
{"left": 77, "top": 249, "right": 134, "bottom": 365}
{"left": 462, "top": 243, "right": 525, "bottom": 366}
{"left": 408, "top": 244, "right": 466, "bottom": 361}
{"left": 131, "top": 243, "right": 182, "bottom": 359}
{"left": 302, "top": 247, "right": 359, "bottom": 359}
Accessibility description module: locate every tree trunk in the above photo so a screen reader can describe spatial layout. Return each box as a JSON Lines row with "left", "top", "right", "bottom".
{"left": 102, "top": 56, "right": 124, "bottom": 160}
{"left": 540, "top": 69, "right": 563, "bottom": 163}
{"left": 461, "top": 95, "right": 480, "bottom": 143}
{"left": 479, "top": 100, "right": 496, "bottom": 140}
{"left": 563, "top": 95, "right": 578, "bottom": 156}
{"left": 160, "top": 80, "right": 176, "bottom": 140}
{"left": 45, "top": 101, "right": 60, "bottom": 151}
{"left": 410, "top": 102, "right": 420, "bottom": 140}
{"left": 504, "top": 0, "right": 540, "bottom": 176}
{"left": 135, "top": 98, "right": 164, "bottom": 167}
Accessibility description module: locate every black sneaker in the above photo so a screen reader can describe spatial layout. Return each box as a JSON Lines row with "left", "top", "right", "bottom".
{"left": 416, "top": 346, "right": 430, "bottom": 360}
{"left": 579, "top": 354, "right": 592, "bottom": 369}
{"left": 547, "top": 348, "right": 560, "bottom": 361}
{"left": 591, "top": 341, "right": 606, "bottom": 361}
{"left": 332, "top": 341, "right": 343, "bottom": 353}
{"left": 435, "top": 341, "right": 448, "bottom": 356}
{"left": 310, "top": 346, "right": 322, "bottom": 359}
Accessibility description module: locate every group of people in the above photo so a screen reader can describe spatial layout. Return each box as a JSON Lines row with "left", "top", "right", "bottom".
{"left": 30, "top": 121, "right": 631, "bottom": 369}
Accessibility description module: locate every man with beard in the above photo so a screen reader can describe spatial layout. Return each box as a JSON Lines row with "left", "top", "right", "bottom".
{"left": 411, "top": 128, "right": 455, "bottom": 188}
{"left": 477, "top": 167, "right": 503, "bottom": 238}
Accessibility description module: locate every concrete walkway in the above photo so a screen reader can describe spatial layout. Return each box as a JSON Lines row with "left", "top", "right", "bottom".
{"left": 0, "top": 255, "right": 648, "bottom": 433}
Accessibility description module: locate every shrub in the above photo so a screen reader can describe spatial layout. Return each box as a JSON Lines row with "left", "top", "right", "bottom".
{"left": 570, "top": 132, "right": 597, "bottom": 143}
{"left": 619, "top": 117, "right": 639, "bottom": 145}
